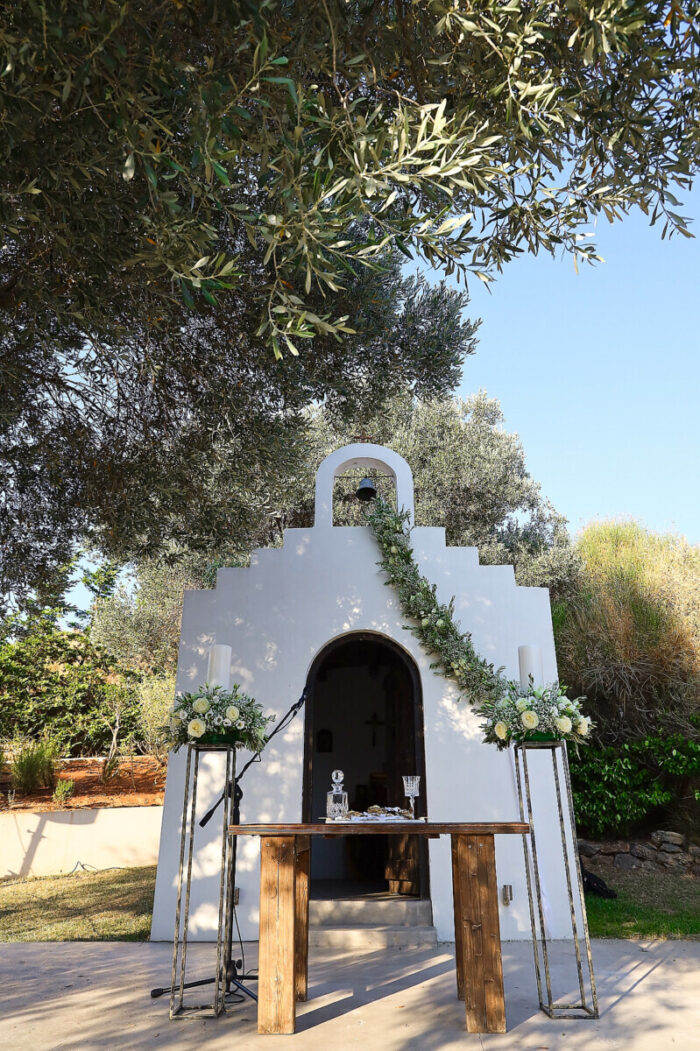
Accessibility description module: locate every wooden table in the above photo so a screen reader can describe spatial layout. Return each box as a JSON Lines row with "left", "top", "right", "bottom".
{"left": 229, "top": 821, "right": 528, "bottom": 1035}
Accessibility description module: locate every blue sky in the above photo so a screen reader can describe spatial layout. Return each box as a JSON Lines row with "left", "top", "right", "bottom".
{"left": 449, "top": 185, "right": 700, "bottom": 544}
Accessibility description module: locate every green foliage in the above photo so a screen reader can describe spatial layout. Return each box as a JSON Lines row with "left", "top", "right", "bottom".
{"left": 4, "top": 0, "right": 697, "bottom": 609}
{"left": 91, "top": 559, "right": 217, "bottom": 675}
{"left": 10, "top": 738, "right": 59, "bottom": 795}
{"left": 555, "top": 521, "right": 700, "bottom": 742}
{"left": 366, "top": 497, "right": 503, "bottom": 706}
{"left": 136, "top": 675, "right": 176, "bottom": 763}
{"left": 1, "top": 260, "right": 473, "bottom": 615}
{"left": 99, "top": 754, "right": 121, "bottom": 784}
{"left": 0, "top": 611, "right": 141, "bottom": 756}
{"left": 2, "top": 2, "right": 696, "bottom": 348}
{"left": 52, "top": 779, "right": 75, "bottom": 805}
{"left": 570, "top": 735, "right": 700, "bottom": 838}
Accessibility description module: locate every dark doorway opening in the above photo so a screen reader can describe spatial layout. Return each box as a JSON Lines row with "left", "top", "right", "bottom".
{"left": 303, "top": 633, "right": 429, "bottom": 899}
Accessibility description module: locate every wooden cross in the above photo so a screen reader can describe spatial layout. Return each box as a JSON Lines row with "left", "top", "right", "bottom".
{"left": 364, "top": 711, "right": 385, "bottom": 746}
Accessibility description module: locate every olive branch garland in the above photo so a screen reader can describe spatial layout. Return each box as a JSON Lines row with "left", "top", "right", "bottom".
{"left": 365, "top": 498, "right": 504, "bottom": 707}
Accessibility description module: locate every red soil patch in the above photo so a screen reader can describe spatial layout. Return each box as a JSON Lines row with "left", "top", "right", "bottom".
{"left": 0, "top": 756, "right": 166, "bottom": 813}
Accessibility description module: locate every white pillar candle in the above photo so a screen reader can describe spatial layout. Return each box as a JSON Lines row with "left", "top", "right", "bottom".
{"left": 207, "top": 644, "right": 232, "bottom": 691}
{"left": 518, "top": 645, "right": 543, "bottom": 691}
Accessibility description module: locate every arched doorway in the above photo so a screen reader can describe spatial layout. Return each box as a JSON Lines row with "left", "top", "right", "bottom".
{"left": 303, "top": 632, "right": 429, "bottom": 899}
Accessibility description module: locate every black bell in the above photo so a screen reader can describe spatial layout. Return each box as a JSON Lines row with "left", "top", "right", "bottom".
{"left": 356, "top": 476, "right": 377, "bottom": 502}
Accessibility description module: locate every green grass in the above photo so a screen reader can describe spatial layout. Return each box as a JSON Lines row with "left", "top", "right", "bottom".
{"left": 0, "top": 865, "right": 156, "bottom": 942}
{"left": 585, "top": 867, "right": 700, "bottom": 940}
{"left": 1, "top": 863, "right": 698, "bottom": 943}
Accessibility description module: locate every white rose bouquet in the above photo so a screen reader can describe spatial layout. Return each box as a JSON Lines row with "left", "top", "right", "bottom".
{"left": 477, "top": 681, "right": 593, "bottom": 750}
{"left": 165, "top": 683, "right": 275, "bottom": 752}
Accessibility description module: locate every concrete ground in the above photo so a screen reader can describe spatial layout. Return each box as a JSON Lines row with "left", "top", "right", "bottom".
{"left": 1, "top": 940, "right": 698, "bottom": 1050}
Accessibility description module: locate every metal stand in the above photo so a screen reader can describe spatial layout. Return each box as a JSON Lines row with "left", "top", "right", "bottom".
{"left": 168, "top": 743, "right": 240, "bottom": 1019}
{"left": 514, "top": 740, "right": 598, "bottom": 1019}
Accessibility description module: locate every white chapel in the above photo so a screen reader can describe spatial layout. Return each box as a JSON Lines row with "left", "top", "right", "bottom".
{"left": 151, "top": 443, "right": 578, "bottom": 943}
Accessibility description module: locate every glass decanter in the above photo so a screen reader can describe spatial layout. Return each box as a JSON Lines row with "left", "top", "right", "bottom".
{"left": 326, "top": 769, "right": 349, "bottom": 822}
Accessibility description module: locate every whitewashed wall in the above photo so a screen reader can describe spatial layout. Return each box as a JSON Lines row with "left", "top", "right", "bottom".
{"left": 151, "top": 445, "right": 577, "bottom": 942}
{"left": 1, "top": 806, "right": 162, "bottom": 879}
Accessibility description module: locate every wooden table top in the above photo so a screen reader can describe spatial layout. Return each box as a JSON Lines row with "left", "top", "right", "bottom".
{"left": 228, "top": 821, "right": 529, "bottom": 836}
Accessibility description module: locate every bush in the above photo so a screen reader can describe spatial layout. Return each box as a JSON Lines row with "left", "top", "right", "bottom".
{"left": 0, "top": 613, "right": 141, "bottom": 756}
{"left": 555, "top": 521, "right": 699, "bottom": 743}
{"left": 570, "top": 734, "right": 700, "bottom": 839}
{"left": 53, "top": 779, "right": 75, "bottom": 804}
{"left": 136, "top": 674, "right": 175, "bottom": 762}
{"left": 10, "top": 738, "right": 60, "bottom": 795}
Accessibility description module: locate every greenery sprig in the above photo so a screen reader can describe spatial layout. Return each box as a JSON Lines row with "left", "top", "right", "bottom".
{"left": 366, "top": 497, "right": 504, "bottom": 707}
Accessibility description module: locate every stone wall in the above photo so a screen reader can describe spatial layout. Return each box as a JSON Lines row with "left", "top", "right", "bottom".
{"left": 579, "top": 830, "right": 700, "bottom": 876}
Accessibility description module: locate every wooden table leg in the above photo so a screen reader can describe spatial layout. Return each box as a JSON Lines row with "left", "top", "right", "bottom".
{"left": 295, "top": 835, "right": 310, "bottom": 1002}
{"left": 451, "top": 833, "right": 506, "bottom": 1034}
{"left": 258, "top": 835, "right": 297, "bottom": 1034}
{"left": 451, "top": 835, "right": 465, "bottom": 1000}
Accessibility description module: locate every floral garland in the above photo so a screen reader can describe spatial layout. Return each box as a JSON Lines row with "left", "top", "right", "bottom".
{"left": 365, "top": 497, "right": 593, "bottom": 748}
{"left": 365, "top": 498, "right": 503, "bottom": 707}
{"left": 166, "top": 683, "right": 274, "bottom": 751}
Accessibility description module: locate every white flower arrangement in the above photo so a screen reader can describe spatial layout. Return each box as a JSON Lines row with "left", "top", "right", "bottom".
{"left": 477, "top": 681, "right": 593, "bottom": 750}
{"left": 165, "top": 683, "right": 275, "bottom": 752}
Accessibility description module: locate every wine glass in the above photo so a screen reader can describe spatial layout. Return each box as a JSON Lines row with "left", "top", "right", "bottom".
{"left": 402, "top": 775, "right": 421, "bottom": 819}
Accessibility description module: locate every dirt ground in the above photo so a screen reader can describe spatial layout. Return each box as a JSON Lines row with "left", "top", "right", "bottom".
{"left": 0, "top": 756, "right": 166, "bottom": 813}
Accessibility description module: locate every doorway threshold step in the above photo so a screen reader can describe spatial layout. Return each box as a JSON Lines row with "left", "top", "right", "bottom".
{"left": 309, "top": 924, "right": 438, "bottom": 949}
{"left": 310, "top": 897, "right": 433, "bottom": 926}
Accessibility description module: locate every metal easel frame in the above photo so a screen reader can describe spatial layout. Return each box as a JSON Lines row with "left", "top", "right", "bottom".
{"left": 514, "top": 740, "right": 599, "bottom": 1019}
{"left": 169, "top": 742, "right": 235, "bottom": 1019}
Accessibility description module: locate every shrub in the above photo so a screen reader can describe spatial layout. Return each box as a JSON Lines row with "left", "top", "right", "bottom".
{"left": 555, "top": 521, "right": 699, "bottom": 743}
{"left": 0, "top": 613, "right": 141, "bottom": 756}
{"left": 99, "top": 754, "right": 120, "bottom": 783}
{"left": 53, "top": 779, "right": 75, "bottom": 804}
{"left": 570, "top": 734, "right": 700, "bottom": 839}
{"left": 136, "top": 674, "right": 175, "bottom": 762}
{"left": 10, "top": 738, "right": 60, "bottom": 795}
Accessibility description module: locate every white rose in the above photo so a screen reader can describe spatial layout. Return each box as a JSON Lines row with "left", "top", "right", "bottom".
{"left": 226, "top": 706, "right": 240, "bottom": 722}
{"left": 193, "top": 697, "right": 210, "bottom": 714}
{"left": 555, "top": 715, "right": 572, "bottom": 734}
{"left": 521, "top": 710, "right": 539, "bottom": 730}
{"left": 494, "top": 721, "right": 508, "bottom": 741}
{"left": 516, "top": 698, "right": 529, "bottom": 712}
{"left": 187, "top": 718, "right": 206, "bottom": 738}
{"left": 576, "top": 716, "right": 591, "bottom": 736}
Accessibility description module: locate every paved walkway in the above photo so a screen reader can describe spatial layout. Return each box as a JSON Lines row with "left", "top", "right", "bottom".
{"left": 1, "top": 940, "right": 698, "bottom": 1050}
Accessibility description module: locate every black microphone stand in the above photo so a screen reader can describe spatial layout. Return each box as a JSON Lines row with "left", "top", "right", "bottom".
{"left": 151, "top": 687, "right": 308, "bottom": 1010}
